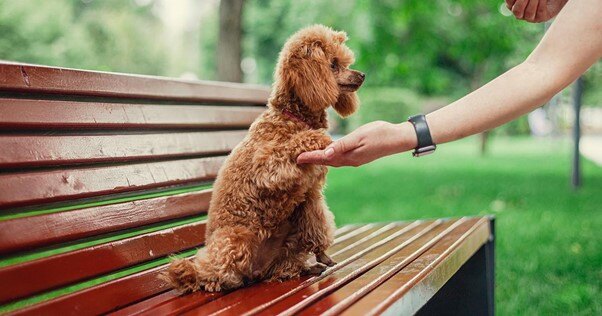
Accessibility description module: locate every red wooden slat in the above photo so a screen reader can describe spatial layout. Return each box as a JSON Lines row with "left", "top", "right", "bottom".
{"left": 330, "top": 224, "right": 360, "bottom": 239}
{"left": 0, "top": 98, "right": 264, "bottom": 130}
{"left": 0, "top": 62, "right": 270, "bottom": 104}
{"left": 328, "top": 224, "right": 394, "bottom": 255}
{"left": 342, "top": 218, "right": 490, "bottom": 316}
{"left": 301, "top": 218, "right": 482, "bottom": 315}
{"left": 0, "top": 221, "right": 207, "bottom": 304}
{"left": 0, "top": 156, "right": 225, "bottom": 210}
{"left": 0, "top": 131, "right": 246, "bottom": 169}
{"left": 11, "top": 264, "right": 174, "bottom": 316}
{"left": 0, "top": 189, "right": 211, "bottom": 255}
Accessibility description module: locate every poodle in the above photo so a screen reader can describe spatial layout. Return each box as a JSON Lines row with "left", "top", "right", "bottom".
{"left": 162, "top": 24, "right": 365, "bottom": 293}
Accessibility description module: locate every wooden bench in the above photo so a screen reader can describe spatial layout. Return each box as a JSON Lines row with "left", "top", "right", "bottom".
{"left": 0, "top": 62, "right": 495, "bottom": 315}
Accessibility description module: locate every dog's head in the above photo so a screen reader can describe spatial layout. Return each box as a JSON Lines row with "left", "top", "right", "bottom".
{"left": 273, "top": 24, "right": 364, "bottom": 117}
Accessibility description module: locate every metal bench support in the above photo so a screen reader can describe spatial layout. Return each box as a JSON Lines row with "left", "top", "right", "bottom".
{"left": 417, "top": 218, "right": 495, "bottom": 316}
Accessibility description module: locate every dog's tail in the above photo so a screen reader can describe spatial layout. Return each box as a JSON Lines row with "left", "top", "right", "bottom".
{"left": 159, "top": 257, "right": 203, "bottom": 293}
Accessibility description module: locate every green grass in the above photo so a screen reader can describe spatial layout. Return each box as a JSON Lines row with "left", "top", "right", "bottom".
{"left": 324, "top": 136, "right": 601, "bottom": 315}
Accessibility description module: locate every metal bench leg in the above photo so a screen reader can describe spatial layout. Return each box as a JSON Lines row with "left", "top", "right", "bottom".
{"left": 417, "top": 219, "right": 495, "bottom": 316}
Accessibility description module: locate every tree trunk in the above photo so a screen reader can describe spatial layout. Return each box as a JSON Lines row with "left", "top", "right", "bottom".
{"left": 479, "top": 131, "right": 490, "bottom": 155}
{"left": 217, "top": 0, "right": 244, "bottom": 83}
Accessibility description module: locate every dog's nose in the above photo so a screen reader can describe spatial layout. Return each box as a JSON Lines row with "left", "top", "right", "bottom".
{"left": 359, "top": 72, "right": 365, "bottom": 80}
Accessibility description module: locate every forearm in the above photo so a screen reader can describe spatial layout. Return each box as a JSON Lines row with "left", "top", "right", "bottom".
{"left": 425, "top": 61, "right": 560, "bottom": 144}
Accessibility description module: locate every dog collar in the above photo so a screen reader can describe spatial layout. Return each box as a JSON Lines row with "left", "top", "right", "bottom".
{"left": 282, "top": 109, "right": 314, "bottom": 129}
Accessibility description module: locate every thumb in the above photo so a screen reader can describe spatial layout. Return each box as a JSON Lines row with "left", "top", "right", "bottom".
{"left": 296, "top": 143, "right": 338, "bottom": 165}
{"left": 296, "top": 133, "right": 359, "bottom": 165}
{"left": 297, "top": 149, "right": 329, "bottom": 164}
{"left": 326, "top": 133, "right": 358, "bottom": 156}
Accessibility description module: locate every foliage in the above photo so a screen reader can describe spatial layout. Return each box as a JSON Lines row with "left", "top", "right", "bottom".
{"left": 583, "top": 62, "right": 602, "bottom": 107}
{"left": 242, "top": 0, "right": 559, "bottom": 134}
{"left": 0, "top": 0, "right": 168, "bottom": 75}
{"left": 243, "top": 0, "right": 543, "bottom": 95}
{"left": 1, "top": 0, "right": 597, "bottom": 111}
{"left": 325, "top": 137, "right": 601, "bottom": 315}
{"left": 348, "top": 87, "right": 423, "bottom": 130}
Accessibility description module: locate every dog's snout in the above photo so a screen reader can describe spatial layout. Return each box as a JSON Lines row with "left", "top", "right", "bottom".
{"left": 354, "top": 71, "right": 365, "bottom": 84}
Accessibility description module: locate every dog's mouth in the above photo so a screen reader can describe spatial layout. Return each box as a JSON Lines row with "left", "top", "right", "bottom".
{"left": 339, "top": 83, "right": 362, "bottom": 92}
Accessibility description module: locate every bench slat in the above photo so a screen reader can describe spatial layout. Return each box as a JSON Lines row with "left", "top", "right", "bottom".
{"left": 0, "top": 63, "right": 270, "bottom": 104}
{"left": 0, "top": 99, "right": 264, "bottom": 130}
{"left": 0, "top": 156, "right": 224, "bottom": 210}
{"left": 10, "top": 224, "right": 373, "bottom": 315}
{"left": 0, "top": 189, "right": 211, "bottom": 254}
{"left": 10, "top": 264, "right": 172, "bottom": 316}
{"left": 0, "top": 219, "right": 206, "bottom": 304}
{"left": 0, "top": 131, "right": 246, "bottom": 168}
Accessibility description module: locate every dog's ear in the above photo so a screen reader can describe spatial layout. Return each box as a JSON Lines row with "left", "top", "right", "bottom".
{"left": 285, "top": 43, "right": 339, "bottom": 111}
{"left": 333, "top": 92, "right": 359, "bottom": 117}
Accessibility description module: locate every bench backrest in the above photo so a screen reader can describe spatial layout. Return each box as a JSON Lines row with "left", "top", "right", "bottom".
{"left": 0, "top": 62, "right": 269, "bottom": 314}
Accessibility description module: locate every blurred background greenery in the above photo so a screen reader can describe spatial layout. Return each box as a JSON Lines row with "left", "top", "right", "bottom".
{"left": 0, "top": 0, "right": 600, "bottom": 134}
{"left": 0, "top": 0, "right": 600, "bottom": 314}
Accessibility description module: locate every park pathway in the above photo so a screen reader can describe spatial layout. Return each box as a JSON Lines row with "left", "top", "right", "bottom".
{"left": 581, "top": 135, "right": 602, "bottom": 166}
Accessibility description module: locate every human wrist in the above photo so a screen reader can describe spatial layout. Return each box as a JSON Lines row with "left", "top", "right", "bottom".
{"left": 393, "top": 122, "right": 418, "bottom": 153}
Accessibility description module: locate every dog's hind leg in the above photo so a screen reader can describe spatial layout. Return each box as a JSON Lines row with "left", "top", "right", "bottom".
{"left": 163, "top": 225, "right": 258, "bottom": 292}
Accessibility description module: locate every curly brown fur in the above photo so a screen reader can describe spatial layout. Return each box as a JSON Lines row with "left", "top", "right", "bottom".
{"left": 164, "top": 24, "right": 364, "bottom": 293}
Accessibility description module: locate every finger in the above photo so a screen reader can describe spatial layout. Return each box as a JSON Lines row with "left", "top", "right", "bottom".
{"left": 524, "top": 0, "right": 539, "bottom": 21}
{"left": 297, "top": 150, "right": 329, "bottom": 165}
{"left": 512, "top": 0, "right": 529, "bottom": 19}
{"left": 326, "top": 138, "right": 350, "bottom": 155}
{"left": 505, "top": 0, "right": 517, "bottom": 10}
{"left": 534, "top": 0, "right": 548, "bottom": 22}
{"left": 326, "top": 132, "right": 363, "bottom": 156}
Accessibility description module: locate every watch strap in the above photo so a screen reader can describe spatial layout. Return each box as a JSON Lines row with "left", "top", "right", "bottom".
{"left": 408, "top": 114, "right": 436, "bottom": 157}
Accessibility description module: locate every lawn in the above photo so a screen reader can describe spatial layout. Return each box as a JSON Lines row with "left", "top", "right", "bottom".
{"left": 324, "top": 136, "right": 601, "bottom": 315}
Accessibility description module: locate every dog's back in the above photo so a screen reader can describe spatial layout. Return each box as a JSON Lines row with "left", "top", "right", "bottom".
{"left": 207, "top": 110, "right": 324, "bottom": 239}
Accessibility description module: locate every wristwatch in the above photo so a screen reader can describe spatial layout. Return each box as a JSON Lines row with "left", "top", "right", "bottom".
{"left": 407, "top": 114, "right": 436, "bottom": 157}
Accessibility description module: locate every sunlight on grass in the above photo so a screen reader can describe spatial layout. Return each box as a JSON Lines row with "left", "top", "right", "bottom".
{"left": 325, "top": 136, "right": 601, "bottom": 315}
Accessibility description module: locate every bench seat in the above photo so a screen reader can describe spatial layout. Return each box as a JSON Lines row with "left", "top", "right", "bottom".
{"left": 0, "top": 62, "right": 494, "bottom": 315}
{"left": 111, "top": 218, "right": 493, "bottom": 316}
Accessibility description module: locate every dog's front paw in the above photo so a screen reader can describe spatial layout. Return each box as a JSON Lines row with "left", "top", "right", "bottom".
{"left": 316, "top": 251, "right": 336, "bottom": 267}
{"left": 201, "top": 280, "right": 223, "bottom": 292}
{"left": 301, "top": 262, "right": 328, "bottom": 276}
{"left": 313, "top": 133, "right": 333, "bottom": 150}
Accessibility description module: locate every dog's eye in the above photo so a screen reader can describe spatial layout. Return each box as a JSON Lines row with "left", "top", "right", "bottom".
{"left": 330, "top": 60, "right": 338, "bottom": 70}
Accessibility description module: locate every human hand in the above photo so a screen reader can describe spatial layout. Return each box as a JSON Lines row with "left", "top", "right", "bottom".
{"left": 296, "top": 121, "right": 417, "bottom": 167}
{"left": 505, "top": 0, "right": 568, "bottom": 22}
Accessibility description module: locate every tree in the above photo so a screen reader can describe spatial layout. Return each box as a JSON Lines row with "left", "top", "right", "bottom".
{"left": 217, "top": 0, "right": 244, "bottom": 82}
